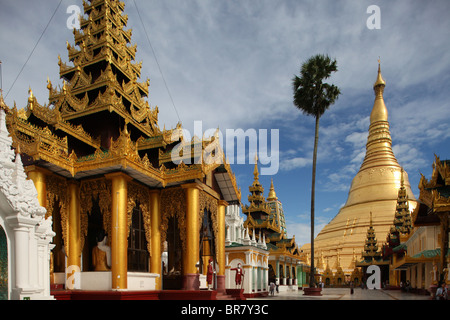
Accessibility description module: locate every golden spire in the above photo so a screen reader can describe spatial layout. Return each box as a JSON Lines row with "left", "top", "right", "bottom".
{"left": 253, "top": 153, "right": 259, "bottom": 184}
{"left": 360, "top": 62, "right": 397, "bottom": 170}
{"left": 371, "top": 60, "right": 388, "bottom": 123}
{"left": 373, "top": 58, "right": 386, "bottom": 88}
{"left": 267, "top": 179, "right": 278, "bottom": 201}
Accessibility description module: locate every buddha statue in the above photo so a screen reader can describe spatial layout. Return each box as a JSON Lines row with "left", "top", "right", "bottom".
{"left": 92, "top": 230, "right": 111, "bottom": 271}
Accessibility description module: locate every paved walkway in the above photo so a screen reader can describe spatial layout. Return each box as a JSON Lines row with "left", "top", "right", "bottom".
{"left": 248, "top": 288, "right": 431, "bottom": 300}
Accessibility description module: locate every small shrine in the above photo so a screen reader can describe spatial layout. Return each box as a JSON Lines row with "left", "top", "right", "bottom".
{"left": 412, "top": 156, "right": 450, "bottom": 285}
{"left": 356, "top": 212, "right": 390, "bottom": 286}
{"left": 224, "top": 203, "right": 269, "bottom": 299}
{"left": 241, "top": 157, "right": 306, "bottom": 291}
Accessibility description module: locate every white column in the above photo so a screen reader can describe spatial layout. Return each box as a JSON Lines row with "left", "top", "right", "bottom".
{"left": 14, "top": 226, "right": 30, "bottom": 289}
{"left": 6, "top": 216, "right": 36, "bottom": 299}
{"left": 243, "top": 266, "right": 252, "bottom": 294}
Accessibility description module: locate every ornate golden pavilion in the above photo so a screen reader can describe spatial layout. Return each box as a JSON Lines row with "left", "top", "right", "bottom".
{"left": 4, "top": 0, "right": 240, "bottom": 294}
{"left": 301, "top": 64, "right": 418, "bottom": 279}
{"left": 412, "top": 156, "right": 450, "bottom": 281}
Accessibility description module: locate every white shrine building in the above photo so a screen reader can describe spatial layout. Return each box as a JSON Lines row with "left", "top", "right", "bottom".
{"left": 225, "top": 203, "right": 269, "bottom": 298}
{"left": 0, "top": 99, "right": 55, "bottom": 300}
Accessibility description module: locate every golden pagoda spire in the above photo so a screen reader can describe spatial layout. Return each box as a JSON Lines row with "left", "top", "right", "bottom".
{"left": 267, "top": 179, "right": 278, "bottom": 201}
{"left": 303, "top": 63, "right": 417, "bottom": 274}
{"left": 360, "top": 62, "right": 398, "bottom": 171}
{"left": 253, "top": 153, "right": 259, "bottom": 183}
{"left": 371, "top": 59, "right": 388, "bottom": 124}
{"left": 373, "top": 58, "right": 386, "bottom": 88}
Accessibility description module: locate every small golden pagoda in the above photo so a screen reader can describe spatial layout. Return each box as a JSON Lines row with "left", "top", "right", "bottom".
{"left": 384, "top": 169, "right": 413, "bottom": 253}
{"left": 4, "top": 0, "right": 240, "bottom": 297}
{"left": 242, "top": 158, "right": 304, "bottom": 286}
{"left": 301, "top": 64, "right": 418, "bottom": 277}
{"left": 361, "top": 212, "right": 383, "bottom": 263}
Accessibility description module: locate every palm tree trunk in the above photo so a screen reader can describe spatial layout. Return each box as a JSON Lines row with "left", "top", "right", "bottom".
{"left": 309, "top": 115, "right": 320, "bottom": 288}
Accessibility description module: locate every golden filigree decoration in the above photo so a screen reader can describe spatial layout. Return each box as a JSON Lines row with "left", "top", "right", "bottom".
{"left": 160, "top": 187, "right": 187, "bottom": 253}
{"left": 46, "top": 175, "right": 69, "bottom": 254}
{"left": 199, "top": 191, "right": 220, "bottom": 262}
{"left": 80, "top": 178, "right": 112, "bottom": 249}
{"left": 127, "top": 181, "right": 152, "bottom": 255}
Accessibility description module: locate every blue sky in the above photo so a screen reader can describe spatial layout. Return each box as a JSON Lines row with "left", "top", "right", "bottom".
{"left": 1, "top": 0, "right": 450, "bottom": 246}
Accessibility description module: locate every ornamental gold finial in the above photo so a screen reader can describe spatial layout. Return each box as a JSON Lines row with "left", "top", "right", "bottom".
{"left": 28, "top": 87, "right": 34, "bottom": 110}
{"left": 253, "top": 154, "right": 259, "bottom": 181}
{"left": 267, "top": 179, "right": 278, "bottom": 201}
{"left": 374, "top": 58, "right": 385, "bottom": 88}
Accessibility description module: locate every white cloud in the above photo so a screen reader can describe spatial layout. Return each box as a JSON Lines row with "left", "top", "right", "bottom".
{"left": 280, "top": 156, "right": 312, "bottom": 171}
{"left": 286, "top": 219, "right": 328, "bottom": 247}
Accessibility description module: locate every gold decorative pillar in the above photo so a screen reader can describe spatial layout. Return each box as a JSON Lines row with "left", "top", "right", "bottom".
{"left": 26, "top": 166, "right": 54, "bottom": 283}
{"left": 182, "top": 183, "right": 201, "bottom": 290}
{"left": 67, "top": 181, "right": 81, "bottom": 288}
{"left": 106, "top": 172, "right": 132, "bottom": 290}
{"left": 149, "top": 190, "right": 161, "bottom": 289}
{"left": 217, "top": 200, "right": 228, "bottom": 293}
{"left": 26, "top": 166, "right": 50, "bottom": 209}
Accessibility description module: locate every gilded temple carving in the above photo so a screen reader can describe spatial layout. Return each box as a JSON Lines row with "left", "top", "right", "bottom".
{"left": 46, "top": 175, "right": 69, "bottom": 254}
{"left": 80, "top": 179, "right": 112, "bottom": 249}
{"left": 127, "top": 181, "right": 152, "bottom": 255}
{"left": 199, "top": 191, "right": 220, "bottom": 261}
{"left": 160, "top": 187, "right": 187, "bottom": 253}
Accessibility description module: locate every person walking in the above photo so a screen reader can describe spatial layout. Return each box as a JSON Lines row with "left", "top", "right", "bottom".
{"left": 269, "top": 282, "right": 275, "bottom": 296}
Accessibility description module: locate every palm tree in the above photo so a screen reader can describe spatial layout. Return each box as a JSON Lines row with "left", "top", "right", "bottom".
{"left": 292, "top": 54, "right": 340, "bottom": 289}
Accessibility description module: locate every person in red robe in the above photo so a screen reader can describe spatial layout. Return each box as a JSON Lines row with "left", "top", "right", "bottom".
{"left": 207, "top": 258, "right": 215, "bottom": 290}
{"left": 231, "top": 263, "right": 244, "bottom": 287}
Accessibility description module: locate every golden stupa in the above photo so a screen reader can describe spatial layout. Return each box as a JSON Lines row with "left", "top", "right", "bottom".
{"left": 301, "top": 64, "right": 417, "bottom": 274}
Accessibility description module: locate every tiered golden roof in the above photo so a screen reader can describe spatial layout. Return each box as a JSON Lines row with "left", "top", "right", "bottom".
{"left": 412, "top": 155, "right": 450, "bottom": 228}
{"left": 4, "top": 0, "right": 240, "bottom": 198}
{"left": 242, "top": 158, "right": 302, "bottom": 259}
{"left": 392, "top": 169, "right": 412, "bottom": 235}
{"left": 242, "top": 156, "right": 271, "bottom": 216}
{"left": 361, "top": 212, "right": 382, "bottom": 262}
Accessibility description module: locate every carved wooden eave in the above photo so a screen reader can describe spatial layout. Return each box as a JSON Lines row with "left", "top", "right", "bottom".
{"left": 415, "top": 156, "right": 450, "bottom": 221}
{"left": 21, "top": 96, "right": 102, "bottom": 150}
{"left": 242, "top": 204, "right": 271, "bottom": 216}
{"left": 6, "top": 108, "right": 69, "bottom": 155}
{"left": 419, "top": 155, "right": 450, "bottom": 189}
{"left": 243, "top": 215, "right": 256, "bottom": 230}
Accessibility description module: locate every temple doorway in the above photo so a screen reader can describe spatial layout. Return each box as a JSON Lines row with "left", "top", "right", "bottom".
{"left": 0, "top": 226, "right": 7, "bottom": 300}
{"left": 52, "top": 200, "right": 65, "bottom": 273}
{"left": 268, "top": 265, "right": 276, "bottom": 284}
{"left": 163, "top": 216, "right": 183, "bottom": 289}
{"left": 128, "top": 204, "right": 149, "bottom": 272}
{"left": 84, "top": 199, "right": 105, "bottom": 271}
